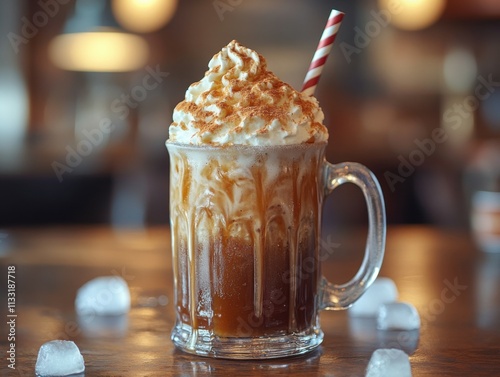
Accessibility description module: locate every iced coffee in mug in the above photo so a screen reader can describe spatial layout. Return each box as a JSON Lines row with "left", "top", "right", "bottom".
{"left": 166, "top": 41, "right": 386, "bottom": 359}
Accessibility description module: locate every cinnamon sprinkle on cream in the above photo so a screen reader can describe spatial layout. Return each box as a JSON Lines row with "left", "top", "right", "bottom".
{"left": 169, "top": 40, "right": 328, "bottom": 146}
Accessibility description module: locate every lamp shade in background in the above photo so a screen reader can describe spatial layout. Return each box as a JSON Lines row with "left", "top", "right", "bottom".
{"left": 49, "top": 29, "right": 149, "bottom": 72}
{"left": 112, "top": 0, "right": 178, "bottom": 33}
{"left": 378, "top": 0, "right": 447, "bottom": 30}
{"left": 49, "top": 0, "right": 149, "bottom": 72}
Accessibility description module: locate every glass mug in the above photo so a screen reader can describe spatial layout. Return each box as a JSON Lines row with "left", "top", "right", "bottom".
{"left": 166, "top": 141, "right": 386, "bottom": 359}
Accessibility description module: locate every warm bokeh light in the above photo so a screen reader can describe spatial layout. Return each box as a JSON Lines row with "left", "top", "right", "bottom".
{"left": 49, "top": 30, "right": 149, "bottom": 72}
{"left": 378, "top": 0, "right": 447, "bottom": 30}
{"left": 112, "top": 0, "right": 178, "bottom": 33}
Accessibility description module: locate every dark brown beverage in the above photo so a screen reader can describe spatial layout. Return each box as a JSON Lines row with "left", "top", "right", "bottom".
{"left": 168, "top": 143, "right": 324, "bottom": 339}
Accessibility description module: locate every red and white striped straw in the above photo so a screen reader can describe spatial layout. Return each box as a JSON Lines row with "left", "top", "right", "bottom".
{"left": 301, "top": 9, "right": 345, "bottom": 97}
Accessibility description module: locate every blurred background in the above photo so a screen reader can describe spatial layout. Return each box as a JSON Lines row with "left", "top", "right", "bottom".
{"left": 1, "top": 0, "right": 500, "bottom": 233}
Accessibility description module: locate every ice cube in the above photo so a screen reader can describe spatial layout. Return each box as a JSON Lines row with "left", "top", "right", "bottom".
{"left": 377, "top": 302, "right": 420, "bottom": 330}
{"left": 75, "top": 276, "right": 131, "bottom": 316}
{"left": 349, "top": 277, "right": 398, "bottom": 317}
{"left": 365, "top": 348, "right": 412, "bottom": 377}
{"left": 35, "top": 340, "right": 85, "bottom": 376}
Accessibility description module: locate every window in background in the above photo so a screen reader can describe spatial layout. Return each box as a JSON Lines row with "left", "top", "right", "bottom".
{"left": 0, "top": 2, "right": 29, "bottom": 171}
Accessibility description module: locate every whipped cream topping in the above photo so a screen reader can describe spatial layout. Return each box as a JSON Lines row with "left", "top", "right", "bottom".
{"left": 168, "top": 40, "right": 328, "bottom": 146}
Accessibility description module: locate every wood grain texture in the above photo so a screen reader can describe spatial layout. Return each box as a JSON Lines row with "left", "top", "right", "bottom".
{"left": 1, "top": 226, "right": 499, "bottom": 376}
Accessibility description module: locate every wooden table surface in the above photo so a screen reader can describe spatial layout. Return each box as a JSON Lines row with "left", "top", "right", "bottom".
{"left": 1, "top": 226, "right": 499, "bottom": 376}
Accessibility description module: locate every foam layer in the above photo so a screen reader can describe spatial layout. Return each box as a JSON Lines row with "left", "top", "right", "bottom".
{"left": 169, "top": 40, "right": 328, "bottom": 146}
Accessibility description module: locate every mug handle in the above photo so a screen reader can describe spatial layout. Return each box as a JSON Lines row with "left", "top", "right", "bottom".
{"left": 319, "top": 161, "right": 386, "bottom": 310}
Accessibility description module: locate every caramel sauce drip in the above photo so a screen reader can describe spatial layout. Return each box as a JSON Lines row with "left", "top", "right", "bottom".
{"left": 169, "top": 146, "right": 323, "bottom": 337}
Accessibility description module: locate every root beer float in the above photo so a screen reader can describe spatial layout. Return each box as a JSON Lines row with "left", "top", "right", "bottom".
{"left": 167, "top": 40, "right": 386, "bottom": 359}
